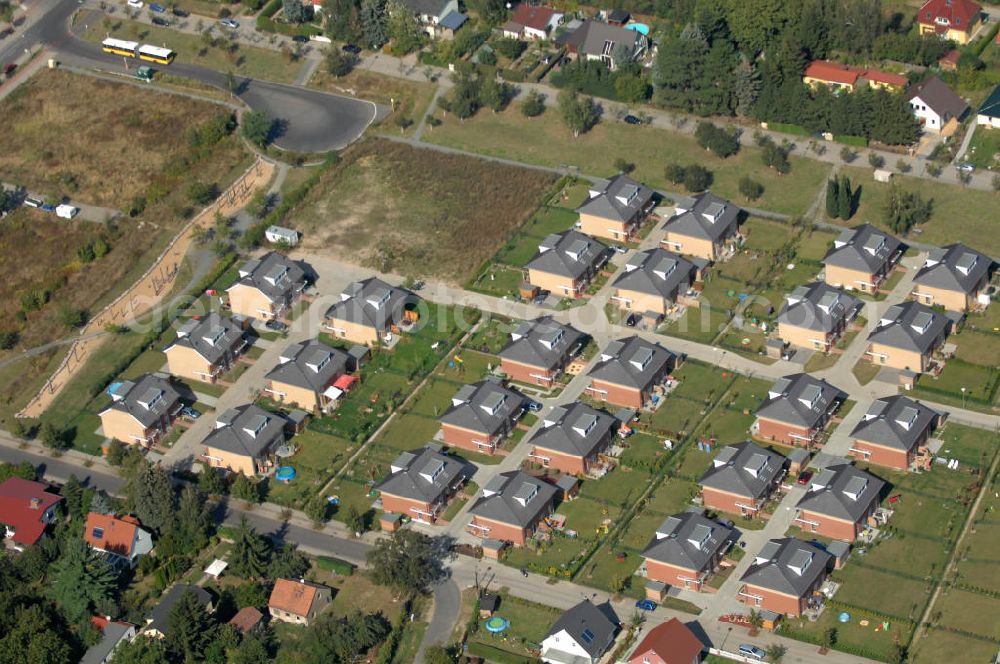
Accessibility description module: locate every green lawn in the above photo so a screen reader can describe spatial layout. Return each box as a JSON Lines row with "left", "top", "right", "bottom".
{"left": 912, "top": 627, "right": 1000, "bottom": 664}
{"left": 933, "top": 588, "right": 1000, "bottom": 640}
{"left": 467, "top": 592, "right": 560, "bottom": 656}
{"left": 779, "top": 603, "right": 915, "bottom": 663}
{"left": 911, "top": 359, "right": 999, "bottom": 412}
{"left": 265, "top": 430, "right": 355, "bottom": 508}
{"left": 852, "top": 359, "right": 880, "bottom": 385}
{"left": 426, "top": 104, "right": 833, "bottom": 216}
{"left": 965, "top": 124, "right": 1000, "bottom": 170}
{"left": 493, "top": 206, "right": 579, "bottom": 267}
{"left": 464, "top": 315, "right": 516, "bottom": 354}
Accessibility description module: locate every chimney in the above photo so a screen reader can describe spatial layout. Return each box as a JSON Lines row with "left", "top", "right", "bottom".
{"left": 29, "top": 497, "right": 41, "bottom": 509}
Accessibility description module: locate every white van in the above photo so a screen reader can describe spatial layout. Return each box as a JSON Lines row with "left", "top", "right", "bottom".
{"left": 56, "top": 204, "right": 79, "bottom": 219}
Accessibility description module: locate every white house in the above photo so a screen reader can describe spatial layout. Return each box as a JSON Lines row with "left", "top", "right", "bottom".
{"left": 540, "top": 600, "right": 620, "bottom": 664}
{"left": 976, "top": 84, "right": 1000, "bottom": 129}
{"left": 84, "top": 513, "right": 154, "bottom": 570}
{"left": 904, "top": 76, "right": 969, "bottom": 134}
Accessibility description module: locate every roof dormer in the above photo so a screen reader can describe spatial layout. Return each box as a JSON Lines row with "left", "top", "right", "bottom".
{"left": 480, "top": 392, "right": 507, "bottom": 417}
{"left": 744, "top": 453, "right": 768, "bottom": 478}
{"left": 652, "top": 258, "right": 677, "bottom": 281}
{"left": 366, "top": 288, "right": 391, "bottom": 311}
{"left": 895, "top": 406, "right": 919, "bottom": 431}
{"left": 540, "top": 329, "right": 564, "bottom": 351}
{"left": 572, "top": 413, "right": 599, "bottom": 438}
{"left": 842, "top": 476, "right": 868, "bottom": 502}
{"left": 512, "top": 482, "right": 537, "bottom": 506}
{"left": 910, "top": 311, "right": 934, "bottom": 335}
{"left": 419, "top": 459, "right": 445, "bottom": 484}
{"left": 701, "top": 201, "right": 725, "bottom": 224}
{"left": 137, "top": 389, "right": 163, "bottom": 411}
{"left": 629, "top": 348, "right": 653, "bottom": 372}
{"left": 786, "top": 549, "right": 813, "bottom": 576}
{"left": 242, "top": 414, "right": 269, "bottom": 439}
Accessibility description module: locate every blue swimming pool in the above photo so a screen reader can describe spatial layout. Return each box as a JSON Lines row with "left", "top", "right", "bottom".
{"left": 625, "top": 22, "right": 650, "bottom": 35}
{"left": 275, "top": 466, "right": 296, "bottom": 482}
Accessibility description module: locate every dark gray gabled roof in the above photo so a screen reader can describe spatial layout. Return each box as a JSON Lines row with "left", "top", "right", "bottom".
{"left": 397, "top": 0, "right": 452, "bottom": 18}
{"left": 980, "top": 84, "right": 1000, "bottom": 119}
{"left": 777, "top": 282, "right": 861, "bottom": 333}
{"left": 202, "top": 404, "right": 284, "bottom": 460}
{"left": 755, "top": 374, "right": 846, "bottom": 429}
{"left": 529, "top": 402, "right": 618, "bottom": 459}
{"left": 229, "top": 252, "right": 307, "bottom": 302}
{"left": 699, "top": 442, "right": 787, "bottom": 500}
{"left": 566, "top": 20, "right": 643, "bottom": 60}
{"left": 614, "top": 249, "right": 696, "bottom": 300}
{"left": 913, "top": 243, "right": 993, "bottom": 295}
{"left": 822, "top": 224, "right": 901, "bottom": 273}
{"left": 266, "top": 339, "right": 348, "bottom": 392}
{"left": 167, "top": 313, "right": 245, "bottom": 365}
{"left": 468, "top": 470, "right": 557, "bottom": 528}
{"left": 324, "top": 277, "right": 419, "bottom": 332}
{"left": 796, "top": 463, "right": 884, "bottom": 522}
{"left": 376, "top": 446, "right": 471, "bottom": 504}
{"left": 588, "top": 336, "right": 674, "bottom": 389}
{"left": 499, "top": 317, "right": 585, "bottom": 372}
{"left": 740, "top": 538, "right": 832, "bottom": 598}
{"left": 102, "top": 374, "right": 181, "bottom": 428}
{"left": 867, "top": 301, "right": 949, "bottom": 354}
{"left": 439, "top": 378, "right": 528, "bottom": 436}
{"left": 148, "top": 584, "right": 211, "bottom": 636}
{"left": 526, "top": 230, "right": 608, "bottom": 279}
{"left": 850, "top": 395, "right": 940, "bottom": 452}
{"left": 80, "top": 621, "right": 134, "bottom": 664}
{"left": 905, "top": 76, "right": 969, "bottom": 121}
{"left": 662, "top": 192, "right": 742, "bottom": 243}
{"left": 576, "top": 174, "right": 654, "bottom": 223}
{"left": 439, "top": 10, "right": 467, "bottom": 30}
{"left": 642, "top": 512, "right": 734, "bottom": 572}
{"left": 545, "top": 600, "right": 620, "bottom": 659}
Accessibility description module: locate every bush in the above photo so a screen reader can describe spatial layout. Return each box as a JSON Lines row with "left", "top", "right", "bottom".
{"left": 186, "top": 181, "right": 220, "bottom": 206}
{"left": 520, "top": 89, "right": 545, "bottom": 117}
{"left": 695, "top": 121, "right": 740, "bottom": 158}
{"left": 241, "top": 110, "right": 274, "bottom": 147}
{"left": 493, "top": 37, "right": 525, "bottom": 60}
{"left": 738, "top": 176, "right": 764, "bottom": 201}
{"left": 316, "top": 556, "right": 355, "bottom": 576}
{"left": 683, "top": 164, "right": 712, "bottom": 192}
{"left": 761, "top": 142, "right": 791, "bottom": 173}
{"left": 868, "top": 152, "right": 886, "bottom": 169}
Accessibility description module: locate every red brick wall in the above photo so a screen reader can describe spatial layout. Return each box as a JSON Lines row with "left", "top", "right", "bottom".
{"left": 530, "top": 447, "right": 587, "bottom": 475}
{"left": 849, "top": 440, "right": 911, "bottom": 471}
{"left": 501, "top": 359, "right": 556, "bottom": 385}
{"left": 441, "top": 424, "right": 499, "bottom": 454}
{"left": 756, "top": 417, "right": 813, "bottom": 446}
{"left": 380, "top": 494, "right": 437, "bottom": 523}
{"left": 796, "top": 510, "right": 863, "bottom": 542}
{"left": 741, "top": 585, "right": 806, "bottom": 616}
{"left": 702, "top": 487, "right": 758, "bottom": 517}
{"left": 645, "top": 559, "right": 706, "bottom": 591}
{"left": 468, "top": 517, "right": 529, "bottom": 545}
{"left": 587, "top": 379, "right": 644, "bottom": 408}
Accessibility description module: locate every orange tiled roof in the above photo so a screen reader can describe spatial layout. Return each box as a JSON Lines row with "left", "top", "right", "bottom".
{"left": 229, "top": 606, "right": 264, "bottom": 634}
{"left": 268, "top": 578, "right": 324, "bottom": 617}
{"left": 805, "top": 60, "right": 907, "bottom": 88}
{"left": 84, "top": 512, "right": 139, "bottom": 556}
{"left": 917, "top": 0, "right": 982, "bottom": 30}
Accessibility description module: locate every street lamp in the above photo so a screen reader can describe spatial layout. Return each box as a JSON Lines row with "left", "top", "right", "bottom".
{"left": 961, "top": 386, "right": 967, "bottom": 409}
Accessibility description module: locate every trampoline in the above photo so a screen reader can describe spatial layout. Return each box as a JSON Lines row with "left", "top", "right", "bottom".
{"left": 838, "top": 612, "right": 851, "bottom": 623}
{"left": 484, "top": 617, "right": 509, "bottom": 633}
{"left": 275, "top": 466, "right": 296, "bottom": 483}
{"left": 275, "top": 443, "right": 296, "bottom": 458}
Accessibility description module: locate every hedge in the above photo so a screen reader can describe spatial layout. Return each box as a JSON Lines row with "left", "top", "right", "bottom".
{"left": 835, "top": 134, "right": 868, "bottom": 147}
{"left": 316, "top": 555, "right": 355, "bottom": 576}
{"left": 466, "top": 642, "right": 536, "bottom": 664}
{"left": 768, "top": 121, "right": 811, "bottom": 136}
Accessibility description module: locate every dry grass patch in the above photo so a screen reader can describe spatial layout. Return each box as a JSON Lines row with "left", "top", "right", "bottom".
{"left": 288, "top": 139, "right": 557, "bottom": 282}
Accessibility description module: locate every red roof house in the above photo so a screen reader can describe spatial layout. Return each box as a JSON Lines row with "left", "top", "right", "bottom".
{"left": 628, "top": 618, "right": 704, "bottom": 664}
{"left": 84, "top": 512, "right": 154, "bottom": 567}
{"left": 502, "top": 4, "right": 561, "bottom": 40}
{"left": 917, "top": 0, "right": 983, "bottom": 43}
{"left": 803, "top": 60, "right": 908, "bottom": 91}
{"left": 0, "top": 477, "right": 63, "bottom": 548}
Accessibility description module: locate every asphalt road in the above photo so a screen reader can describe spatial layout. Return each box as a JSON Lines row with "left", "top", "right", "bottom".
{"left": 13, "top": 1, "right": 383, "bottom": 152}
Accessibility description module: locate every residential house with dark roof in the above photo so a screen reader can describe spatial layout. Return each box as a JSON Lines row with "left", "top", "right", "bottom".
{"left": 917, "top": 0, "right": 982, "bottom": 44}
{"left": 865, "top": 301, "right": 950, "bottom": 372}
{"left": 323, "top": 277, "right": 420, "bottom": 345}
{"left": 698, "top": 442, "right": 787, "bottom": 518}
{"left": 777, "top": 282, "right": 861, "bottom": 351}
{"left": 526, "top": 230, "right": 609, "bottom": 298}
{"left": 201, "top": 404, "right": 286, "bottom": 476}
{"left": 98, "top": 374, "right": 182, "bottom": 448}
{"left": 627, "top": 618, "right": 703, "bottom": 664}
{"left": 467, "top": 470, "right": 557, "bottom": 545}
{"left": 977, "top": 84, "right": 1000, "bottom": 128}
{"left": 849, "top": 395, "right": 944, "bottom": 470}
{"left": 498, "top": 317, "right": 586, "bottom": 387}
{"left": 395, "top": 0, "right": 461, "bottom": 34}
{"left": 576, "top": 174, "right": 656, "bottom": 241}
{"left": 268, "top": 578, "right": 332, "bottom": 626}
{"left": 526, "top": 402, "right": 618, "bottom": 475}
{"left": 563, "top": 20, "right": 648, "bottom": 70}
{"left": 641, "top": 512, "right": 734, "bottom": 591}
{"left": 661, "top": 192, "right": 743, "bottom": 261}
{"left": 226, "top": 252, "right": 308, "bottom": 321}
{"left": 802, "top": 60, "right": 908, "bottom": 92}
{"left": 584, "top": 336, "right": 675, "bottom": 408}
{"left": 164, "top": 313, "right": 247, "bottom": 384}
{"left": 501, "top": 4, "right": 562, "bottom": 40}
{"left": 0, "top": 477, "right": 63, "bottom": 549}
{"left": 611, "top": 249, "right": 699, "bottom": 318}
{"left": 822, "top": 224, "right": 902, "bottom": 294}
{"left": 84, "top": 513, "right": 154, "bottom": 569}
{"left": 912, "top": 243, "right": 993, "bottom": 311}
{"left": 540, "top": 599, "right": 620, "bottom": 664}
{"left": 439, "top": 378, "right": 529, "bottom": 455}
{"left": 794, "top": 464, "right": 885, "bottom": 542}
{"left": 144, "top": 585, "right": 213, "bottom": 638}
{"left": 906, "top": 75, "right": 970, "bottom": 133}
{"left": 754, "top": 374, "right": 845, "bottom": 446}
{"left": 263, "top": 339, "right": 350, "bottom": 413}
{"left": 376, "top": 445, "right": 472, "bottom": 524}
{"left": 81, "top": 618, "right": 136, "bottom": 664}
{"left": 738, "top": 538, "right": 833, "bottom": 616}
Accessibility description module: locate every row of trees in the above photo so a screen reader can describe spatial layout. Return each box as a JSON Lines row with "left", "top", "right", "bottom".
{"left": 438, "top": 68, "right": 514, "bottom": 119}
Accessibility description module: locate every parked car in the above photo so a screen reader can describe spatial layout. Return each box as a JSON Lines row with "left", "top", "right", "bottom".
{"left": 527, "top": 401, "right": 542, "bottom": 413}
{"left": 410, "top": 280, "right": 425, "bottom": 291}
{"left": 219, "top": 18, "right": 239, "bottom": 28}
{"left": 151, "top": 16, "right": 169, "bottom": 25}
{"left": 797, "top": 470, "right": 814, "bottom": 485}
{"left": 625, "top": 313, "right": 639, "bottom": 327}
{"left": 265, "top": 319, "right": 287, "bottom": 332}
{"left": 291, "top": 34, "right": 309, "bottom": 42}
{"left": 611, "top": 245, "right": 627, "bottom": 254}
{"left": 623, "top": 114, "right": 641, "bottom": 125}
{"left": 127, "top": 0, "right": 144, "bottom": 7}
{"left": 40, "top": 203, "right": 56, "bottom": 212}
{"left": 149, "top": 3, "right": 166, "bottom": 11}
{"left": 956, "top": 162, "right": 975, "bottom": 174}
{"left": 171, "top": 6, "right": 188, "bottom": 16}
{"left": 3, "top": 63, "right": 16, "bottom": 76}
{"left": 634, "top": 599, "right": 657, "bottom": 611}
{"left": 738, "top": 644, "right": 766, "bottom": 660}
{"left": 180, "top": 406, "right": 201, "bottom": 420}
{"left": 23, "top": 196, "right": 43, "bottom": 208}
{"left": 342, "top": 43, "right": 362, "bottom": 55}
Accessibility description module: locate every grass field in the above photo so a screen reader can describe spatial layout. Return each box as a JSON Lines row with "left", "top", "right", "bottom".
{"left": 311, "top": 69, "right": 437, "bottom": 136}
{"left": 834, "top": 166, "right": 1000, "bottom": 256}
{"left": 285, "top": 139, "right": 557, "bottom": 283}
{"left": 425, "top": 103, "right": 832, "bottom": 216}
{"left": 965, "top": 124, "right": 1000, "bottom": 171}
{"left": 82, "top": 16, "right": 302, "bottom": 84}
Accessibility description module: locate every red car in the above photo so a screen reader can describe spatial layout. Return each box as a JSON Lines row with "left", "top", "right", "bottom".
{"left": 3, "top": 63, "right": 16, "bottom": 76}
{"left": 796, "top": 470, "right": 814, "bottom": 485}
